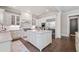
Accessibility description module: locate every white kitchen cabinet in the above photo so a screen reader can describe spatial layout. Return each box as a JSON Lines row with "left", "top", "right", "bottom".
{"left": 4, "top": 12, "right": 20, "bottom": 26}
{"left": 10, "top": 28, "right": 26, "bottom": 39}
{"left": 10, "top": 30, "right": 21, "bottom": 39}
{"left": 4, "top": 12, "right": 12, "bottom": 25}
{"left": 0, "top": 8, "right": 5, "bottom": 24}
{"left": 0, "top": 41, "right": 12, "bottom": 52}
{"left": 0, "top": 31, "right": 12, "bottom": 52}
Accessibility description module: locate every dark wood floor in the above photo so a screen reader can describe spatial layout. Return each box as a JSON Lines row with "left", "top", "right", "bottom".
{"left": 17, "top": 36, "right": 76, "bottom": 52}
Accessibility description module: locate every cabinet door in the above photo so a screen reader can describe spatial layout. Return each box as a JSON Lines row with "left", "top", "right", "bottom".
{"left": 2, "top": 12, "right": 9, "bottom": 25}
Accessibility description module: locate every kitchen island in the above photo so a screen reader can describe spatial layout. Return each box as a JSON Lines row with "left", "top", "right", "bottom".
{"left": 26, "top": 30, "right": 52, "bottom": 51}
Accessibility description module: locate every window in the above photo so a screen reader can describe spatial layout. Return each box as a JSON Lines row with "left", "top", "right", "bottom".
{"left": 11, "top": 15, "right": 15, "bottom": 25}
{"left": 11, "top": 15, "right": 20, "bottom": 25}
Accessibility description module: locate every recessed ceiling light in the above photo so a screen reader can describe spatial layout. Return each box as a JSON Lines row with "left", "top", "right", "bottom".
{"left": 25, "top": 13, "right": 30, "bottom": 16}
{"left": 46, "top": 9, "right": 49, "bottom": 12}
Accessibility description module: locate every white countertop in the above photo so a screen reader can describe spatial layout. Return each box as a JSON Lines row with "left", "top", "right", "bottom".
{"left": 27, "top": 30, "right": 52, "bottom": 33}
{"left": 7, "top": 25, "right": 20, "bottom": 31}
{"left": 0, "top": 31, "right": 12, "bottom": 43}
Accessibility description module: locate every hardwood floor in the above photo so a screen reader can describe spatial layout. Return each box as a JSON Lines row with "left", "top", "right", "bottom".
{"left": 17, "top": 36, "right": 76, "bottom": 52}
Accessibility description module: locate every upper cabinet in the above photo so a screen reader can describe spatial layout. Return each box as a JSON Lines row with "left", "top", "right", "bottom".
{"left": 0, "top": 8, "right": 5, "bottom": 24}
{"left": 0, "top": 8, "right": 21, "bottom": 26}
{"left": 4, "top": 11, "right": 20, "bottom": 26}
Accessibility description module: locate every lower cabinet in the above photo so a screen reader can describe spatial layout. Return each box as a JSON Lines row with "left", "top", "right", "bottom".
{"left": 10, "top": 30, "right": 21, "bottom": 39}
{"left": 0, "top": 41, "right": 12, "bottom": 52}
{"left": 0, "top": 32, "right": 12, "bottom": 52}
{"left": 10, "top": 30, "right": 27, "bottom": 39}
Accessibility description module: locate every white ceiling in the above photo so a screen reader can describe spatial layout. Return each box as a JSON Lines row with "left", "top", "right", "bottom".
{"left": 10, "top": 6, "right": 79, "bottom": 13}
{"left": 57, "top": 6, "right": 79, "bottom": 12}
{"left": 10, "top": 6, "right": 58, "bottom": 19}
{"left": 11, "top": 6, "right": 58, "bottom": 15}
{"left": 8, "top": 6, "right": 79, "bottom": 19}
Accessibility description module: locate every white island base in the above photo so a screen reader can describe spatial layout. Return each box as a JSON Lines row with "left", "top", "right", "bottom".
{"left": 26, "top": 30, "right": 52, "bottom": 51}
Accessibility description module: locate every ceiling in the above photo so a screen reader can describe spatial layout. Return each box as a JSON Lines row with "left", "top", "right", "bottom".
{"left": 6, "top": 6, "right": 79, "bottom": 19}
{"left": 10, "top": 6, "right": 79, "bottom": 13}
{"left": 10, "top": 6, "right": 58, "bottom": 16}
{"left": 57, "top": 6, "right": 79, "bottom": 12}
{"left": 11, "top": 6, "right": 58, "bottom": 13}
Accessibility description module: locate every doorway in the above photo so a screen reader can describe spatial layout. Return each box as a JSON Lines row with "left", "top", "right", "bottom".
{"left": 70, "top": 17, "right": 78, "bottom": 36}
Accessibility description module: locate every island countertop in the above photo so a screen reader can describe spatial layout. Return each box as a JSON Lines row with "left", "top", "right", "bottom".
{"left": 27, "top": 30, "right": 52, "bottom": 33}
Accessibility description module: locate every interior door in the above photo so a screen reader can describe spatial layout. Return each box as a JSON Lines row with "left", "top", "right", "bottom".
{"left": 70, "top": 18, "right": 78, "bottom": 35}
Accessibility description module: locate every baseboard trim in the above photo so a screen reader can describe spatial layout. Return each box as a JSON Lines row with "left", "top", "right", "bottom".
{"left": 55, "top": 37, "right": 61, "bottom": 39}
{"left": 61, "top": 33, "right": 69, "bottom": 37}
{"left": 55, "top": 36, "right": 69, "bottom": 39}
{"left": 12, "top": 38, "right": 21, "bottom": 41}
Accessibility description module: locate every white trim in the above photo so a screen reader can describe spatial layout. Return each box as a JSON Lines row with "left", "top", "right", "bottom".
{"left": 64, "top": 9, "right": 79, "bottom": 15}
{"left": 69, "top": 16, "right": 79, "bottom": 19}
{"left": 61, "top": 33, "right": 69, "bottom": 37}
{"left": 67, "top": 12, "right": 79, "bottom": 37}
{"left": 55, "top": 12, "right": 61, "bottom": 38}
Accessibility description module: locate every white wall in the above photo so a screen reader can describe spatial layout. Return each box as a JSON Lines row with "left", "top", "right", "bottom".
{"left": 61, "top": 9, "right": 79, "bottom": 37}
